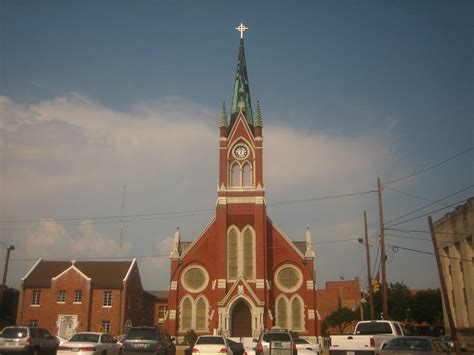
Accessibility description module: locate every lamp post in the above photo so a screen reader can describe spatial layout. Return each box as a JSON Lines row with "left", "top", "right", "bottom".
{"left": 0, "top": 242, "right": 15, "bottom": 308}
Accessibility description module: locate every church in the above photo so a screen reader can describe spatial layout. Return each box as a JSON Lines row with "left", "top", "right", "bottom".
{"left": 164, "top": 24, "right": 320, "bottom": 339}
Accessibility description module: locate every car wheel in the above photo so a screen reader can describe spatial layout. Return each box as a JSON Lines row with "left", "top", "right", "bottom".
{"left": 102, "top": 350, "right": 107, "bottom": 355}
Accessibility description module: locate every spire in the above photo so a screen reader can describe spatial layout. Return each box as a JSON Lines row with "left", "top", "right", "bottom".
{"left": 170, "top": 226, "right": 180, "bottom": 259}
{"left": 230, "top": 23, "right": 254, "bottom": 130}
{"left": 220, "top": 101, "right": 228, "bottom": 128}
{"left": 305, "top": 225, "right": 315, "bottom": 259}
{"left": 255, "top": 100, "right": 262, "bottom": 127}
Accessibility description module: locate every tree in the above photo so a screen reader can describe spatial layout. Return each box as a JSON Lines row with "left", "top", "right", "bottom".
{"left": 0, "top": 287, "right": 19, "bottom": 328}
{"left": 184, "top": 329, "right": 197, "bottom": 346}
{"left": 323, "top": 307, "right": 359, "bottom": 334}
{"left": 362, "top": 281, "right": 443, "bottom": 326}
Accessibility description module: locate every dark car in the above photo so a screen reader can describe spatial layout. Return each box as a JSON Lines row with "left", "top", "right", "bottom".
{"left": 123, "top": 327, "right": 175, "bottom": 355}
{"left": 0, "top": 326, "right": 60, "bottom": 355}
{"left": 227, "top": 339, "right": 245, "bottom": 355}
{"left": 376, "top": 336, "right": 451, "bottom": 354}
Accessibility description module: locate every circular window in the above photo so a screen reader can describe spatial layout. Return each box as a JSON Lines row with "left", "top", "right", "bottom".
{"left": 181, "top": 266, "right": 208, "bottom": 293}
{"left": 275, "top": 265, "right": 303, "bottom": 292}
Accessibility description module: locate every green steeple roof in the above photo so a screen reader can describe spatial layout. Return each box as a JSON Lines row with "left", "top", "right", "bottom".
{"left": 220, "top": 101, "right": 228, "bottom": 128}
{"left": 255, "top": 100, "right": 262, "bottom": 127}
{"left": 230, "top": 38, "right": 254, "bottom": 130}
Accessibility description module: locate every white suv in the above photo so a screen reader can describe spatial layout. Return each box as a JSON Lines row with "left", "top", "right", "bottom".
{"left": 254, "top": 329, "right": 296, "bottom": 355}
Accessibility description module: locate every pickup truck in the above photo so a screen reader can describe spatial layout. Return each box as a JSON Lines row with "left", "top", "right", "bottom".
{"left": 329, "top": 320, "right": 409, "bottom": 355}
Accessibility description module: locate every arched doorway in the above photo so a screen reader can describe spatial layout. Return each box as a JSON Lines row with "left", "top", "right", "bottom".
{"left": 231, "top": 300, "right": 252, "bottom": 337}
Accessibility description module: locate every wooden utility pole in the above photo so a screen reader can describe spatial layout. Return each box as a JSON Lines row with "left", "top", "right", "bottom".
{"left": 364, "top": 211, "right": 375, "bottom": 319}
{"left": 428, "top": 216, "right": 460, "bottom": 353}
{"left": 377, "top": 178, "right": 388, "bottom": 319}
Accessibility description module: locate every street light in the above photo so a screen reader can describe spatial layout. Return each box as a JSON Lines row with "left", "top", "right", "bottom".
{"left": 0, "top": 242, "right": 15, "bottom": 308}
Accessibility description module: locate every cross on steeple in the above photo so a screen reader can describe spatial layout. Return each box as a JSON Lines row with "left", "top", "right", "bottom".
{"left": 235, "top": 23, "right": 248, "bottom": 39}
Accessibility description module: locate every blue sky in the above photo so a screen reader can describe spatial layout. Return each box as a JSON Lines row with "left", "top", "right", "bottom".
{"left": 1, "top": 0, "right": 473, "bottom": 291}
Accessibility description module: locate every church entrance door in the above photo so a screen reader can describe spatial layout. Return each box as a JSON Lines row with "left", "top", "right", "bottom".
{"left": 231, "top": 300, "right": 252, "bottom": 337}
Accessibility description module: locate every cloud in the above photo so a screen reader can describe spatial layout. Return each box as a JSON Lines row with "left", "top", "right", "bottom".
{"left": 1, "top": 93, "right": 402, "bottom": 290}
{"left": 22, "top": 220, "right": 132, "bottom": 260}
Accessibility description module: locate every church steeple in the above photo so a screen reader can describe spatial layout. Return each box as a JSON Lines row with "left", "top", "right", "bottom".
{"left": 230, "top": 23, "right": 254, "bottom": 130}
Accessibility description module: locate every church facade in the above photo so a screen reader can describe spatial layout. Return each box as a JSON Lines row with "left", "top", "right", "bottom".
{"left": 164, "top": 25, "right": 320, "bottom": 339}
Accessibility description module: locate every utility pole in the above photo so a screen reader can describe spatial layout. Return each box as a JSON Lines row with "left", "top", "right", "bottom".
{"left": 377, "top": 178, "right": 388, "bottom": 319}
{"left": 428, "top": 216, "right": 460, "bottom": 353}
{"left": 0, "top": 245, "right": 15, "bottom": 307}
{"left": 364, "top": 211, "right": 375, "bottom": 319}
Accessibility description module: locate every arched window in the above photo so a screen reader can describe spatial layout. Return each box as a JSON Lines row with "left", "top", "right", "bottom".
{"left": 242, "top": 162, "right": 252, "bottom": 186}
{"left": 195, "top": 298, "right": 207, "bottom": 331}
{"left": 231, "top": 163, "right": 240, "bottom": 187}
{"left": 181, "top": 298, "right": 192, "bottom": 331}
{"left": 291, "top": 297, "right": 303, "bottom": 331}
{"left": 227, "top": 228, "right": 239, "bottom": 279}
{"left": 276, "top": 297, "right": 288, "bottom": 329}
{"left": 242, "top": 228, "right": 255, "bottom": 280}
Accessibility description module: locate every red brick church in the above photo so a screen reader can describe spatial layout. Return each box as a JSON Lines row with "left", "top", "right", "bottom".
{"left": 164, "top": 24, "right": 320, "bottom": 339}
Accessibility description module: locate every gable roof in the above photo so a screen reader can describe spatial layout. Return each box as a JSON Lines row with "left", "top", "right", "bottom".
{"left": 22, "top": 259, "right": 134, "bottom": 289}
{"left": 146, "top": 290, "right": 169, "bottom": 301}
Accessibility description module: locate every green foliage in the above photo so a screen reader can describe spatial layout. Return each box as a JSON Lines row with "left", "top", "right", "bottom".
{"left": 363, "top": 282, "right": 443, "bottom": 325}
{"left": 184, "top": 329, "right": 197, "bottom": 346}
{"left": 0, "top": 287, "right": 19, "bottom": 328}
{"left": 323, "top": 307, "right": 359, "bottom": 334}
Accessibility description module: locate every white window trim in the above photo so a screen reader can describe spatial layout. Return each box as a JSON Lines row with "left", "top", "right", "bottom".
{"left": 228, "top": 160, "right": 254, "bottom": 188}
{"left": 181, "top": 265, "right": 209, "bottom": 293}
{"left": 274, "top": 264, "right": 303, "bottom": 293}
{"left": 102, "top": 290, "right": 113, "bottom": 307}
{"left": 275, "top": 294, "right": 306, "bottom": 332}
{"left": 227, "top": 225, "right": 256, "bottom": 281}
{"left": 179, "top": 295, "right": 209, "bottom": 332}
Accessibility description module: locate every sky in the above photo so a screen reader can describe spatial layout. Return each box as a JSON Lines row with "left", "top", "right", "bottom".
{"left": 0, "top": 0, "right": 473, "bottom": 292}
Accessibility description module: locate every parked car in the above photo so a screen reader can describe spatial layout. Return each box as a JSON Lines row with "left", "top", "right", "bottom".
{"left": 122, "top": 327, "right": 175, "bottom": 355}
{"left": 438, "top": 335, "right": 467, "bottom": 352}
{"left": 293, "top": 338, "right": 321, "bottom": 355}
{"left": 253, "top": 328, "right": 296, "bottom": 355}
{"left": 375, "top": 336, "right": 451, "bottom": 354}
{"left": 192, "top": 336, "right": 233, "bottom": 355}
{"left": 0, "top": 326, "right": 59, "bottom": 355}
{"left": 57, "top": 332, "right": 122, "bottom": 355}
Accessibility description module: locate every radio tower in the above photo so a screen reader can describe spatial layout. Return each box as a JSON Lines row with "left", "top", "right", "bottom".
{"left": 118, "top": 184, "right": 126, "bottom": 258}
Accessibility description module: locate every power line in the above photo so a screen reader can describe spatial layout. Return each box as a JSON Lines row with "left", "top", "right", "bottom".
{"left": 385, "top": 198, "right": 469, "bottom": 228}
{"left": 383, "top": 146, "right": 474, "bottom": 186}
{"left": 385, "top": 185, "right": 474, "bottom": 225}
{"left": 384, "top": 186, "right": 450, "bottom": 207}
{"left": 386, "top": 233, "right": 472, "bottom": 247}
{"left": 6, "top": 236, "right": 364, "bottom": 262}
{"left": 386, "top": 243, "right": 472, "bottom": 263}
{"left": 0, "top": 189, "right": 376, "bottom": 227}
{"left": 385, "top": 228, "right": 472, "bottom": 237}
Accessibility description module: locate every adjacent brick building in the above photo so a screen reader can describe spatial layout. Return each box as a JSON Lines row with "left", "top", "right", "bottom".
{"left": 16, "top": 258, "right": 154, "bottom": 337}
{"left": 316, "top": 278, "right": 361, "bottom": 333}
{"left": 434, "top": 197, "right": 474, "bottom": 347}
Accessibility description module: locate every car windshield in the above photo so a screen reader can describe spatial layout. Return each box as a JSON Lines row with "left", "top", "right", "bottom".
{"left": 69, "top": 334, "right": 100, "bottom": 343}
{"left": 196, "top": 337, "right": 225, "bottom": 345}
{"left": 262, "top": 333, "right": 291, "bottom": 342}
{"left": 385, "top": 338, "right": 431, "bottom": 351}
{"left": 1, "top": 328, "right": 28, "bottom": 338}
{"left": 127, "top": 329, "right": 158, "bottom": 340}
{"left": 293, "top": 339, "right": 309, "bottom": 344}
{"left": 355, "top": 322, "right": 392, "bottom": 335}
